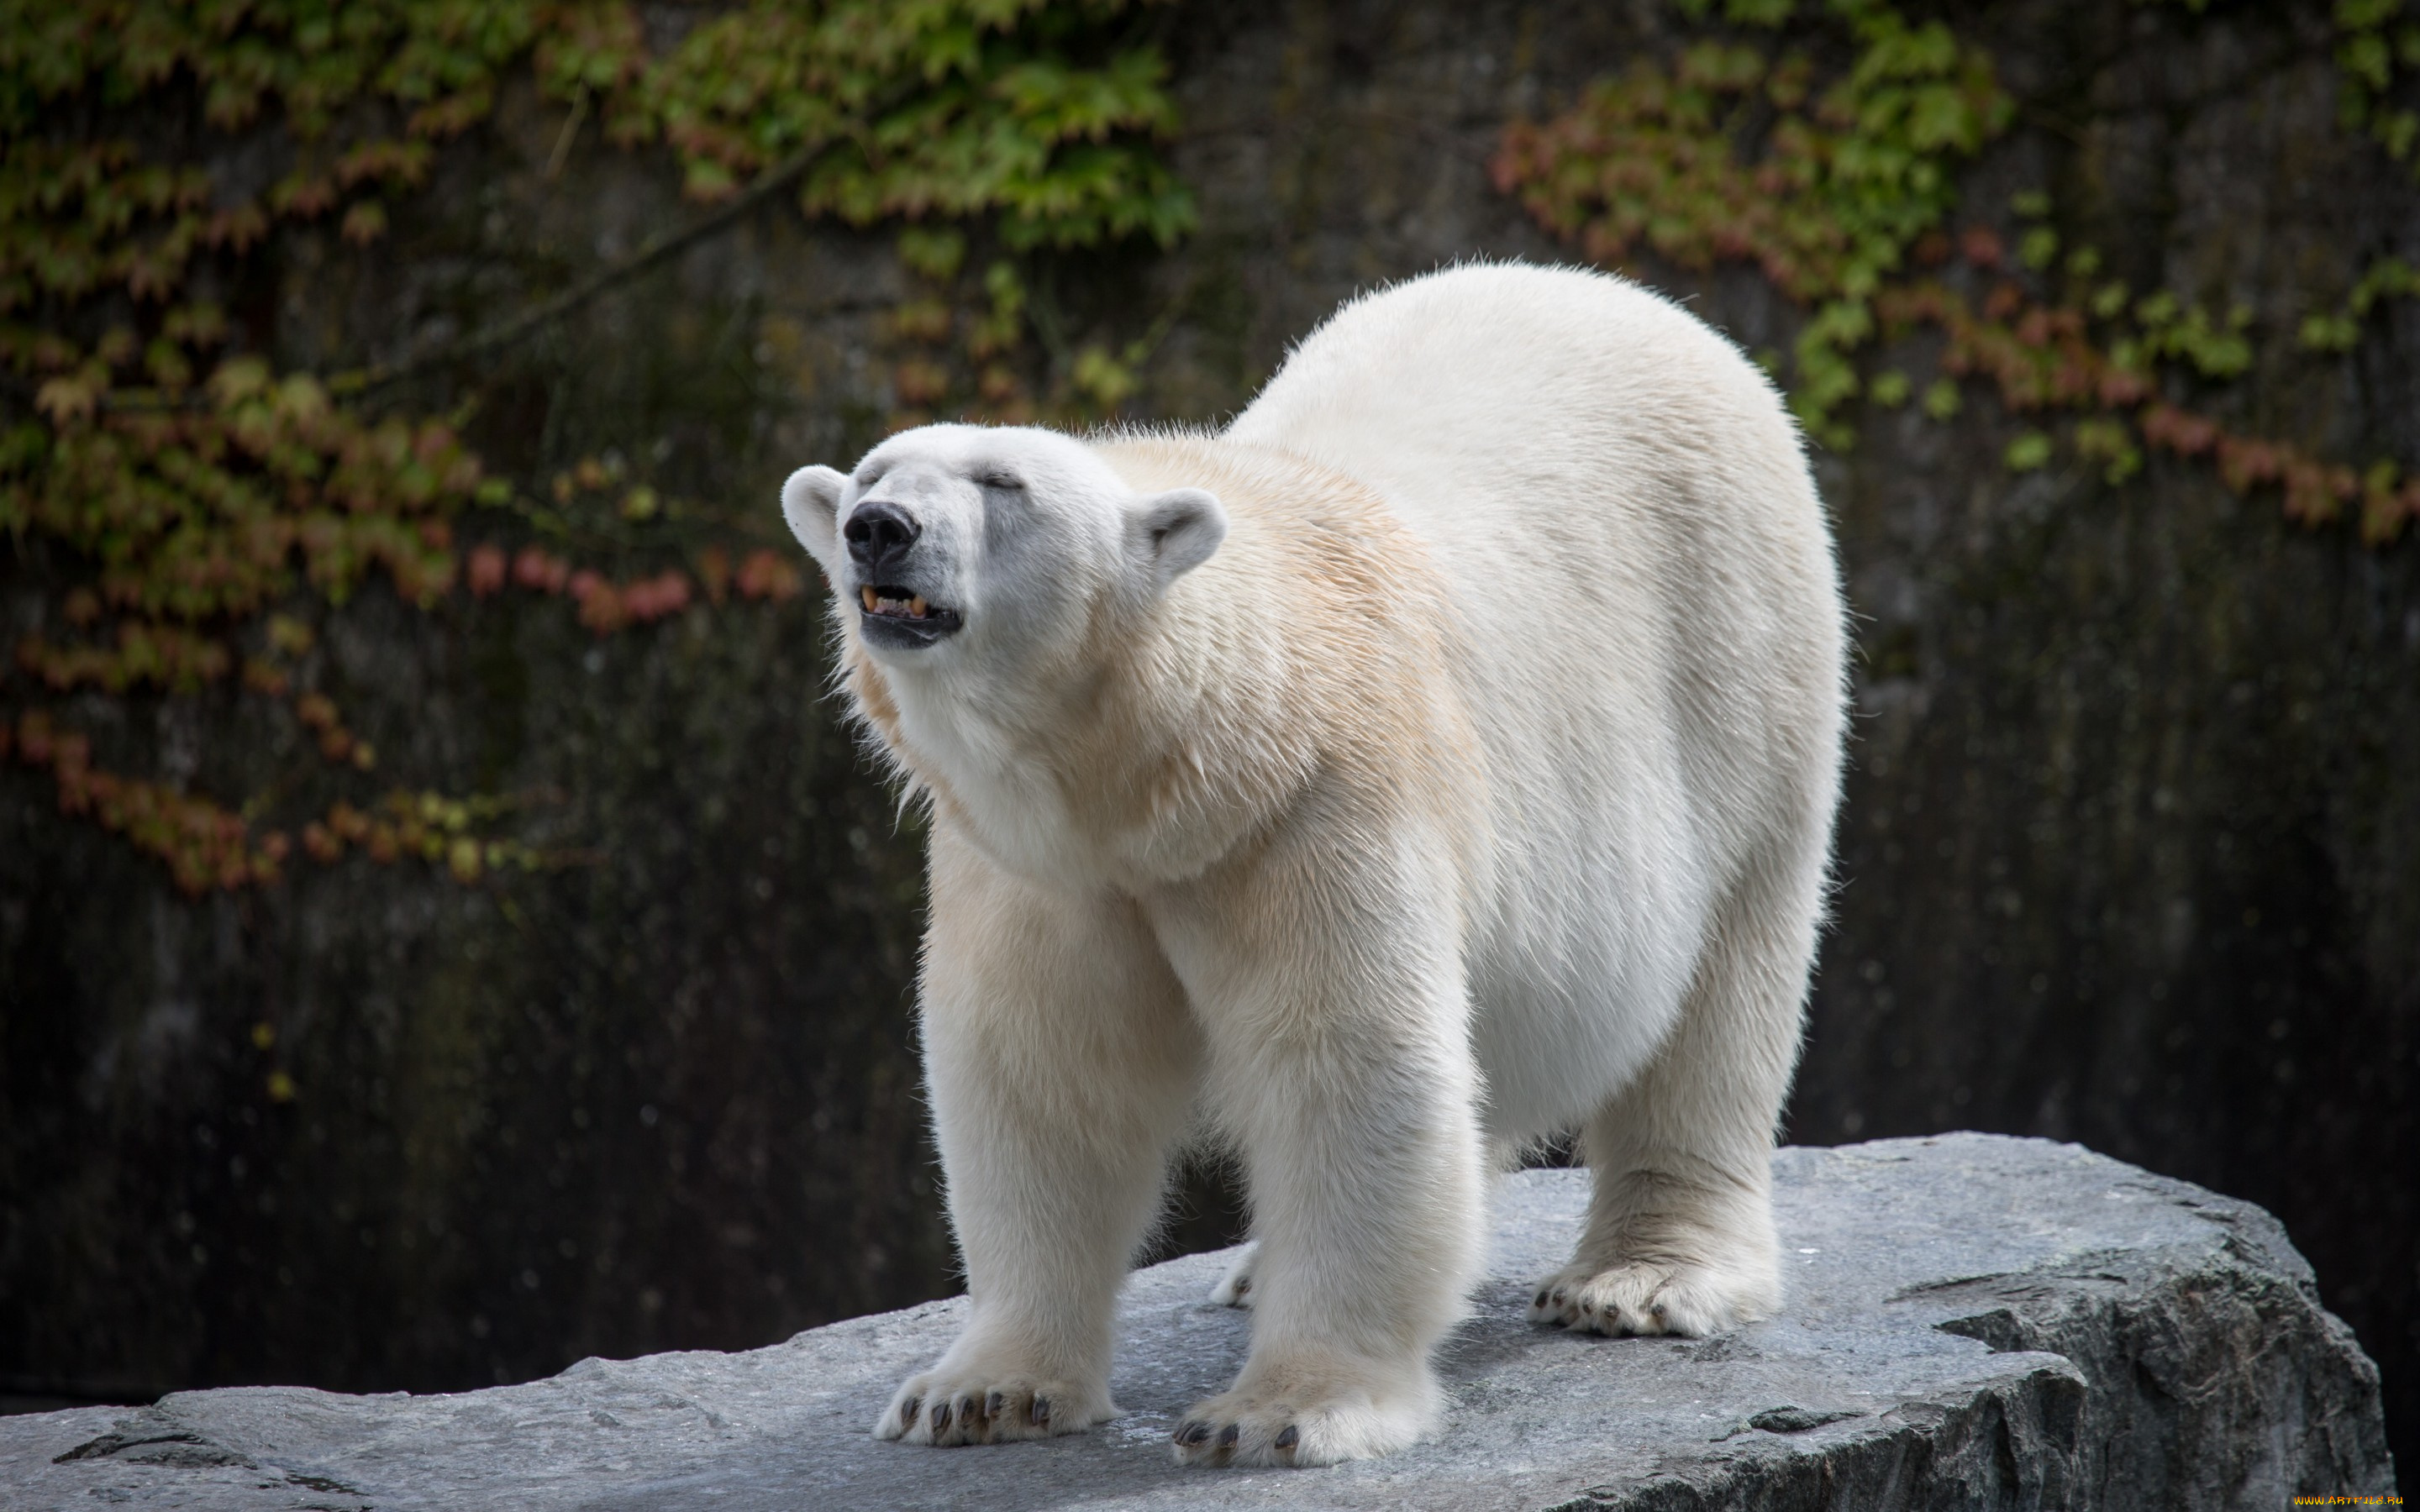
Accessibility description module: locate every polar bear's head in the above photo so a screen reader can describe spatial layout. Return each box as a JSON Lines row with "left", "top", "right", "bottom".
{"left": 781, "top": 424, "right": 1227, "bottom": 669}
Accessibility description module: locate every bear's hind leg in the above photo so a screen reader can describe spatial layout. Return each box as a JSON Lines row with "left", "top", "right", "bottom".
{"left": 1528, "top": 840, "right": 1823, "bottom": 1338}
{"left": 1207, "top": 1242, "right": 1256, "bottom": 1308}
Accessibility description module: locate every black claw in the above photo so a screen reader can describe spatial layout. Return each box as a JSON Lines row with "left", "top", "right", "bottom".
{"left": 1276, "top": 1425, "right": 1299, "bottom": 1450}
{"left": 1552, "top": 1289, "right": 1568, "bottom": 1305}
{"left": 1233, "top": 1276, "right": 1249, "bottom": 1294}
{"left": 1175, "top": 1420, "right": 1212, "bottom": 1446}
{"left": 986, "top": 1391, "right": 1005, "bottom": 1419}
{"left": 933, "top": 1403, "right": 952, "bottom": 1432}
{"left": 899, "top": 1395, "right": 920, "bottom": 1425}
{"left": 1031, "top": 1396, "right": 1052, "bottom": 1426}
{"left": 1217, "top": 1423, "right": 1240, "bottom": 1448}
{"left": 1533, "top": 1289, "right": 1549, "bottom": 1309}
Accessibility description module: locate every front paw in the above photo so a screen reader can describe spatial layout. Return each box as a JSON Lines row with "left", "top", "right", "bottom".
{"left": 1527, "top": 1253, "right": 1776, "bottom": 1337}
{"left": 1171, "top": 1361, "right": 1436, "bottom": 1467}
{"left": 874, "top": 1369, "right": 1111, "bottom": 1446}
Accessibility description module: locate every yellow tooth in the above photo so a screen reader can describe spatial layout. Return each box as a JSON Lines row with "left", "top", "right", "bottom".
{"left": 910, "top": 595, "right": 928, "bottom": 617}
{"left": 860, "top": 586, "right": 876, "bottom": 611}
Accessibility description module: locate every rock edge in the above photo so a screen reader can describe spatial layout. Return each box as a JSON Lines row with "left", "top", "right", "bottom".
{"left": 1, "top": 1134, "right": 2395, "bottom": 1510}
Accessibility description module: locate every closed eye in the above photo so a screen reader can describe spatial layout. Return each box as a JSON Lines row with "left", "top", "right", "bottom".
{"left": 977, "top": 470, "right": 1022, "bottom": 491}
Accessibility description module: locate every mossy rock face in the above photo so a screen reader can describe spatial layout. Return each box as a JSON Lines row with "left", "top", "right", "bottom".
{"left": 0, "top": 88, "right": 950, "bottom": 1394}
{"left": 3, "top": 2, "right": 2416, "bottom": 1478}
{"left": 1, "top": 564, "right": 944, "bottom": 1394}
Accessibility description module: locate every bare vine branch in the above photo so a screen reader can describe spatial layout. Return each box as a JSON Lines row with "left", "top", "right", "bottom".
{"left": 330, "top": 135, "right": 851, "bottom": 400}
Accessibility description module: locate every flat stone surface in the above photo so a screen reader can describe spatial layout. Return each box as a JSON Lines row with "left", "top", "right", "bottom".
{"left": 2, "top": 1134, "right": 2394, "bottom": 1509}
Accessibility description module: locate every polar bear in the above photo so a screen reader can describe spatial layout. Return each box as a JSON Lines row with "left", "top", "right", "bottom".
{"left": 778, "top": 262, "right": 1846, "bottom": 1468}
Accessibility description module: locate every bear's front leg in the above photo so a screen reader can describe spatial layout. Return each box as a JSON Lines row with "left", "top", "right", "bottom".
{"left": 1148, "top": 822, "right": 1486, "bottom": 1467}
{"left": 877, "top": 823, "right": 1200, "bottom": 1447}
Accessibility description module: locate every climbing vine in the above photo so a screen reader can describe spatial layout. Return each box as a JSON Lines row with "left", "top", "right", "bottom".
{"left": 11, "top": 0, "right": 2412, "bottom": 921}
{"left": 2334, "top": 0, "right": 2420, "bottom": 174}
{"left": 0, "top": 0, "right": 1190, "bottom": 906}
{"left": 1493, "top": 0, "right": 2420, "bottom": 543}
{"left": 1498, "top": 0, "right": 2008, "bottom": 448}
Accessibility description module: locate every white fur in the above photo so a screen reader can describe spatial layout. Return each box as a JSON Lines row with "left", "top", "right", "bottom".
{"left": 780, "top": 263, "right": 1847, "bottom": 1467}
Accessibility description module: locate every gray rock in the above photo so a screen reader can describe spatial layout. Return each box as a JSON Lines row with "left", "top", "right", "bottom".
{"left": 1, "top": 1135, "right": 2392, "bottom": 1510}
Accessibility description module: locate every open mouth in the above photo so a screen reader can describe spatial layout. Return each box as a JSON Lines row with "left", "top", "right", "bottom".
{"left": 857, "top": 584, "right": 963, "bottom": 642}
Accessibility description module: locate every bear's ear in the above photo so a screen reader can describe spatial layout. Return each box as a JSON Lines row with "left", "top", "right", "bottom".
{"left": 781, "top": 465, "right": 850, "bottom": 575}
{"left": 1128, "top": 488, "right": 1228, "bottom": 594}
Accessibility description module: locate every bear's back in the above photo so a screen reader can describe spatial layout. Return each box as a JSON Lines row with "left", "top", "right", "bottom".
{"left": 1227, "top": 263, "right": 1808, "bottom": 549}
{"left": 1223, "top": 262, "right": 1837, "bottom": 819}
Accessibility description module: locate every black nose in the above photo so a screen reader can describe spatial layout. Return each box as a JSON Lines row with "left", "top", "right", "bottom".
{"left": 844, "top": 501, "right": 920, "bottom": 574}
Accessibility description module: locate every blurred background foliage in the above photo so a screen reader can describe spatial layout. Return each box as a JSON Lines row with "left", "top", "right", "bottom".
{"left": 1, "top": 0, "right": 2413, "bottom": 1480}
